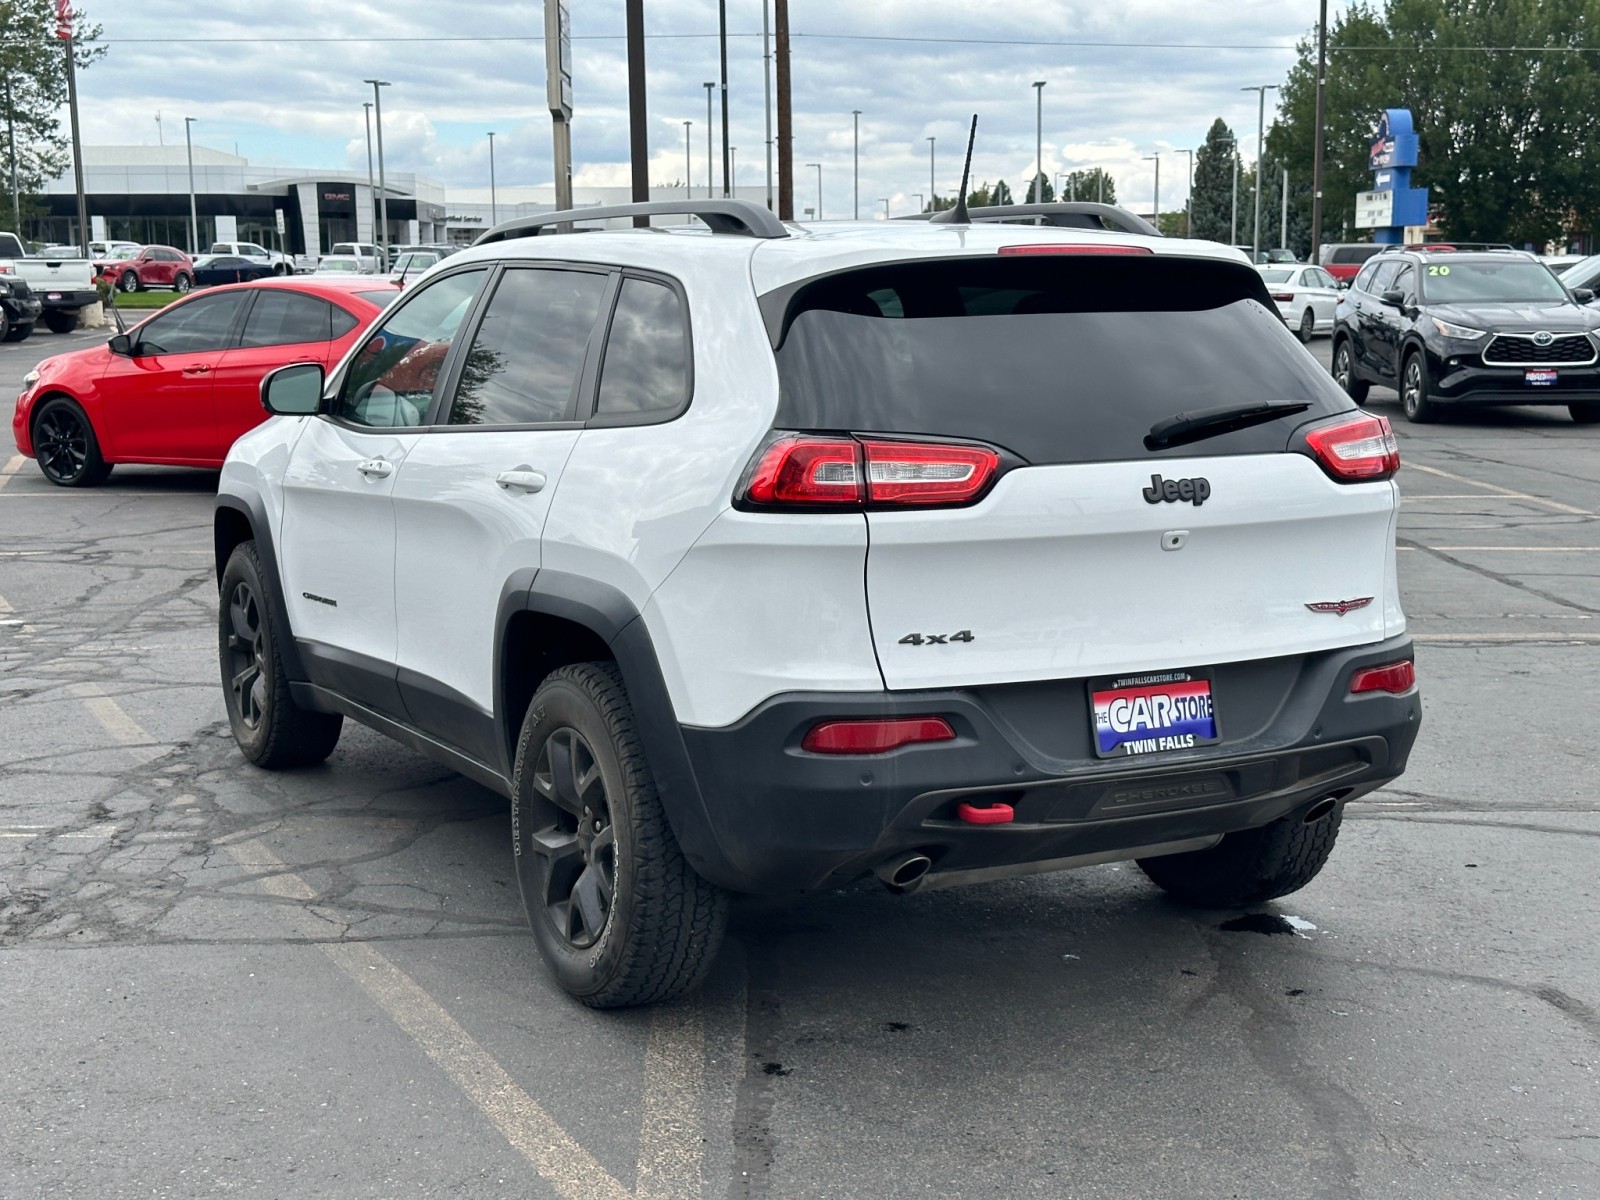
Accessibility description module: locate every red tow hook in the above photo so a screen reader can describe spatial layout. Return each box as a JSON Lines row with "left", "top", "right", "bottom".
{"left": 955, "top": 800, "right": 1015, "bottom": 825}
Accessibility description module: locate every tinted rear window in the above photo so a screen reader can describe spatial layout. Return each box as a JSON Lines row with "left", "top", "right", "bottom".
{"left": 770, "top": 256, "right": 1353, "bottom": 465}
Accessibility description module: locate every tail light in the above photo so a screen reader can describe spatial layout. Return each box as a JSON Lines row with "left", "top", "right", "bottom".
{"left": 1304, "top": 413, "right": 1400, "bottom": 482}
{"left": 998, "top": 244, "right": 1153, "bottom": 256}
{"left": 801, "top": 716, "right": 955, "bottom": 754}
{"left": 1350, "top": 660, "right": 1415, "bottom": 694}
{"left": 740, "top": 434, "right": 1003, "bottom": 510}
{"left": 1270, "top": 292, "right": 1295, "bottom": 302}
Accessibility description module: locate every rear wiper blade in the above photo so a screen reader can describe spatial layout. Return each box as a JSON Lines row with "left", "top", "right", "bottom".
{"left": 1144, "top": 401, "right": 1311, "bottom": 451}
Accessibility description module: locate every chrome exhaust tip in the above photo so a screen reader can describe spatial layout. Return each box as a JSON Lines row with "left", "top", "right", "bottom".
{"left": 1303, "top": 797, "right": 1339, "bottom": 825}
{"left": 875, "top": 853, "right": 933, "bottom": 894}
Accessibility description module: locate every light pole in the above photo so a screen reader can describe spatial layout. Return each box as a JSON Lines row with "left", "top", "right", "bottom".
{"left": 1281, "top": 167, "right": 1289, "bottom": 250}
{"left": 684, "top": 121, "right": 692, "bottom": 198}
{"left": 1175, "top": 148, "right": 1194, "bottom": 237}
{"left": 1032, "top": 81, "right": 1046, "bottom": 203}
{"left": 183, "top": 117, "right": 198, "bottom": 253}
{"left": 1142, "top": 153, "right": 1160, "bottom": 231}
{"left": 1241, "top": 84, "right": 1278, "bottom": 262}
{"left": 806, "top": 162, "right": 821, "bottom": 220}
{"left": 927, "top": 136, "right": 935, "bottom": 205}
{"left": 731, "top": 146, "right": 737, "bottom": 192}
{"left": 1222, "top": 135, "right": 1239, "bottom": 244}
{"left": 362, "top": 102, "right": 375, "bottom": 248}
{"left": 487, "top": 132, "right": 497, "bottom": 227}
{"left": 851, "top": 109, "right": 861, "bottom": 220}
{"left": 704, "top": 82, "right": 715, "bottom": 197}
{"left": 913, "top": 193, "right": 923, "bottom": 213}
{"left": 880, "top": 197, "right": 889, "bottom": 219}
{"left": 365, "top": 79, "right": 391, "bottom": 267}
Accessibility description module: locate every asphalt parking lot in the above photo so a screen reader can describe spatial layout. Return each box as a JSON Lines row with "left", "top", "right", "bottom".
{"left": 1, "top": 331, "right": 1597, "bottom": 1199}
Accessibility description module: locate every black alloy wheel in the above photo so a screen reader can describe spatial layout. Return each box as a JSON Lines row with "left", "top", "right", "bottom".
{"left": 33, "top": 400, "right": 110, "bottom": 487}
{"left": 1298, "top": 308, "right": 1315, "bottom": 343}
{"left": 118, "top": 270, "right": 140, "bottom": 293}
{"left": 223, "top": 579, "right": 269, "bottom": 733}
{"left": 1401, "top": 353, "right": 1439, "bottom": 423}
{"left": 528, "top": 726, "right": 617, "bottom": 950}
{"left": 1332, "top": 340, "right": 1369, "bottom": 404}
{"left": 0, "top": 306, "right": 9, "bottom": 342}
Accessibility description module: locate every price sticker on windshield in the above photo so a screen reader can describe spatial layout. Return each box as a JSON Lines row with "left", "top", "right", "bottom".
{"left": 1426, "top": 265, "right": 1451, "bottom": 276}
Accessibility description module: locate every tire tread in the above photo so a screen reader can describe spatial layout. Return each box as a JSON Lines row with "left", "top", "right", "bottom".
{"left": 1137, "top": 806, "right": 1343, "bottom": 908}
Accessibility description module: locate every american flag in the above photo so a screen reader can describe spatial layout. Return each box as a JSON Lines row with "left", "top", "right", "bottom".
{"left": 56, "top": 1, "right": 73, "bottom": 40}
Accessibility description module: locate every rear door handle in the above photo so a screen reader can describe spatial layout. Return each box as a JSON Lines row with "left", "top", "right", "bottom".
{"left": 357, "top": 458, "right": 394, "bottom": 479}
{"left": 495, "top": 469, "right": 547, "bottom": 494}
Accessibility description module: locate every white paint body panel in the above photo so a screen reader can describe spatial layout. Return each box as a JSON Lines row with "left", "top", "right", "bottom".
{"left": 865, "top": 455, "right": 1397, "bottom": 690}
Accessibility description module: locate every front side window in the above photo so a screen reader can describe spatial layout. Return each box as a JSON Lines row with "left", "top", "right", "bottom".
{"left": 1393, "top": 265, "right": 1417, "bottom": 303}
{"left": 446, "top": 267, "right": 607, "bottom": 426}
{"left": 595, "top": 276, "right": 691, "bottom": 418}
{"left": 135, "top": 292, "right": 249, "bottom": 355}
{"left": 239, "top": 291, "right": 335, "bottom": 348}
{"left": 333, "top": 268, "right": 487, "bottom": 428}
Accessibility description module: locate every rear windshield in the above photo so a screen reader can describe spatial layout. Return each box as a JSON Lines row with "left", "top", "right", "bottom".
{"left": 1329, "top": 245, "right": 1381, "bottom": 265}
{"left": 1258, "top": 268, "right": 1296, "bottom": 283}
{"left": 770, "top": 256, "right": 1353, "bottom": 465}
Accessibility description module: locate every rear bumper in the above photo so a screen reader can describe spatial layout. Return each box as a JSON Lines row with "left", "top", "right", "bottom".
{"left": 35, "top": 289, "right": 98, "bottom": 311}
{"left": 673, "top": 635, "right": 1421, "bottom": 894}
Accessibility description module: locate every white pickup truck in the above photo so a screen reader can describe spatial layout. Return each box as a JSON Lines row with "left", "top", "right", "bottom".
{"left": 208, "top": 240, "right": 296, "bottom": 275}
{"left": 0, "top": 233, "right": 100, "bottom": 335}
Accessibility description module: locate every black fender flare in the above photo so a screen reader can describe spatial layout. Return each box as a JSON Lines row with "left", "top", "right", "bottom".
{"left": 214, "top": 489, "right": 306, "bottom": 683}
{"left": 494, "top": 569, "right": 731, "bottom": 888}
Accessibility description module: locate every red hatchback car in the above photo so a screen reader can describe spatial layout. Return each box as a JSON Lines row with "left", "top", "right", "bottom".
{"left": 12, "top": 277, "right": 400, "bottom": 486}
{"left": 94, "top": 244, "right": 197, "bottom": 294}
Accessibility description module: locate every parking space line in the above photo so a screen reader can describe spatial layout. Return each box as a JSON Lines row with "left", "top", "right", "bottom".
{"left": 68, "top": 682, "right": 168, "bottom": 764}
{"left": 0, "top": 453, "right": 23, "bottom": 493}
{"left": 1412, "top": 632, "right": 1600, "bottom": 643}
{"left": 638, "top": 1005, "right": 708, "bottom": 1200}
{"left": 1417, "top": 546, "right": 1600, "bottom": 552}
{"left": 1405, "top": 462, "right": 1595, "bottom": 517}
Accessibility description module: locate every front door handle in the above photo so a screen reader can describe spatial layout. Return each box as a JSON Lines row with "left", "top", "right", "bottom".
{"left": 356, "top": 458, "right": 394, "bottom": 479}
{"left": 182, "top": 364, "right": 211, "bottom": 375}
{"left": 495, "top": 469, "right": 547, "bottom": 494}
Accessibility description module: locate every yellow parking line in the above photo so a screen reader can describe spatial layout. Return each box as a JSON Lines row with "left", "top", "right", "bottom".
{"left": 67, "top": 682, "right": 167, "bottom": 764}
{"left": 638, "top": 1005, "right": 708, "bottom": 1200}
{"left": 1406, "top": 462, "right": 1595, "bottom": 517}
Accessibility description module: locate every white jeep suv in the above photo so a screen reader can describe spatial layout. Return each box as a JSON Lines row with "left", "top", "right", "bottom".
{"left": 214, "top": 200, "right": 1421, "bottom": 1008}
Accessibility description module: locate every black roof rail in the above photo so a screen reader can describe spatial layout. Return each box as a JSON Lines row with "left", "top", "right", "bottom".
{"left": 895, "top": 201, "right": 1160, "bottom": 238}
{"left": 474, "top": 199, "right": 790, "bottom": 245}
{"left": 1375, "top": 241, "right": 1518, "bottom": 255}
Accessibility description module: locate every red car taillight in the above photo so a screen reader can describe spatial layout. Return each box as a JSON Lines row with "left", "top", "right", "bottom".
{"left": 801, "top": 717, "right": 956, "bottom": 754}
{"left": 997, "top": 244, "right": 1153, "bottom": 256}
{"left": 741, "top": 435, "right": 1002, "bottom": 510}
{"left": 1270, "top": 292, "right": 1295, "bottom": 302}
{"left": 1350, "top": 660, "right": 1415, "bottom": 695}
{"left": 1304, "top": 413, "right": 1400, "bottom": 482}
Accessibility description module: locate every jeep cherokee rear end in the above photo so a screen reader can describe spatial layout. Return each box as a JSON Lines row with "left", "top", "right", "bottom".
{"left": 650, "top": 233, "right": 1420, "bottom": 898}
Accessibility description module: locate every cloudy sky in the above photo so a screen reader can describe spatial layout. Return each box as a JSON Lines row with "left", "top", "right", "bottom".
{"left": 74, "top": 1, "right": 1328, "bottom": 216}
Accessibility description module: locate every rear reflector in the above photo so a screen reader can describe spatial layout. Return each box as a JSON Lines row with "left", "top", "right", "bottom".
{"left": 741, "top": 435, "right": 1002, "bottom": 509}
{"left": 1350, "top": 660, "right": 1415, "bottom": 695}
{"left": 998, "top": 244, "right": 1153, "bottom": 256}
{"left": 1304, "top": 413, "right": 1400, "bottom": 482}
{"left": 801, "top": 717, "right": 956, "bottom": 754}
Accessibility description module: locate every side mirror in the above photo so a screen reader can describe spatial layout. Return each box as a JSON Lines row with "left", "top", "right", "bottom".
{"left": 108, "top": 332, "right": 132, "bottom": 356}
{"left": 1574, "top": 287, "right": 1595, "bottom": 304}
{"left": 1380, "top": 289, "right": 1406, "bottom": 307}
{"left": 1336, "top": 279, "right": 1350, "bottom": 290}
{"left": 260, "top": 362, "right": 325, "bottom": 416}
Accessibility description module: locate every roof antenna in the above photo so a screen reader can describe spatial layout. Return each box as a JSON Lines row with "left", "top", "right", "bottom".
{"left": 930, "top": 115, "right": 978, "bottom": 225}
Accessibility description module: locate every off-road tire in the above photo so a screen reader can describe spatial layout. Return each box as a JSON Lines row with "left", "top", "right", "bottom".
{"left": 511, "top": 662, "right": 728, "bottom": 1008}
{"left": 219, "top": 541, "right": 342, "bottom": 769}
{"left": 1401, "top": 351, "right": 1440, "bottom": 423}
{"left": 1137, "top": 804, "right": 1344, "bottom": 908}
{"left": 4, "top": 321, "right": 32, "bottom": 342}
{"left": 1569, "top": 402, "right": 1600, "bottom": 425}
{"left": 1332, "top": 338, "right": 1369, "bottom": 404}
{"left": 43, "top": 310, "right": 80, "bottom": 335}
{"left": 32, "top": 397, "right": 112, "bottom": 487}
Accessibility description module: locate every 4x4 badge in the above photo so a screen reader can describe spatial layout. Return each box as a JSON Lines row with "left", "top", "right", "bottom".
{"left": 1306, "top": 597, "right": 1373, "bottom": 616}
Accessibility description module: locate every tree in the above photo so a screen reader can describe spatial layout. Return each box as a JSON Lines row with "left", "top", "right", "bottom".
{"left": 1190, "top": 118, "right": 1241, "bottom": 244}
{"left": 990, "top": 179, "right": 1014, "bottom": 206}
{"left": 1059, "top": 167, "right": 1116, "bottom": 205}
{"left": 1024, "top": 171, "right": 1053, "bottom": 203}
{"left": 0, "top": 2, "right": 104, "bottom": 230}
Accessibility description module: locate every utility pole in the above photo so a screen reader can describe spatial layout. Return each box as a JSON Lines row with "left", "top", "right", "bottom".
{"left": 851, "top": 110, "right": 861, "bottom": 219}
{"left": 927, "top": 136, "right": 935, "bottom": 205}
{"left": 1242, "top": 83, "right": 1278, "bottom": 263}
{"left": 184, "top": 117, "right": 198, "bottom": 253}
{"left": 363, "top": 103, "right": 375, "bottom": 243}
{"left": 5, "top": 77, "right": 20, "bottom": 235}
{"left": 1143, "top": 154, "right": 1160, "bottom": 230}
{"left": 366, "top": 79, "right": 391, "bottom": 264}
{"left": 488, "top": 132, "right": 498, "bottom": 226}
{"left": 718, "top": 0, "right": 731, "bottom": 196}
{"left": 1032, "top": 81, "right": 1046, "bottom": 202}
{"left": 1311, "top": 0, "right": 1329, "bottom": 262}
{"left": 762, "top": 0, "right": 773, "bottom": 209}
{"left": 545, "top": 2, "right": 574, "bottom": 213}
{"left": 626, "top": 0, "right": 648, "bottom": 214}
{"left": 1176, "top": 148, "right": 1194, "bottom": 237}
{"left": 684, "top": 121, "right": 692, "bottom": 198}
{"left": 704, "top": 82, "right": 715, "bottom": 198}
{"left": 62, "top": 30, "right": 89, "bottom": 256}
{"left": 775, "top": 0, "right": 792, "bottom": 219}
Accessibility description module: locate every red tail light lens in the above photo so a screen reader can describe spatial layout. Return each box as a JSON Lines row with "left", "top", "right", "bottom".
{"left": 1305, "top": 413, "right": 1400, "bottom": 482}
{"left": 859, "top": 439, "right": 1000, "bottom": 505}
{"left": 1350, "top": 660, "right": 1415, "bottom": 695}
{"left": 998, "top": 244, "right": 1153, "bottom": 256}
{"left": 801, "top": 717, "right": 956, "bottom": 754}
{"left": 1270, "top": 292, "right": 1295, "bottom": 302}
{"left": 741, "top": 435, "right": 1004, "bottom": 510}
{"left": 743, "top": 435, "right": 862, "bottom": 506}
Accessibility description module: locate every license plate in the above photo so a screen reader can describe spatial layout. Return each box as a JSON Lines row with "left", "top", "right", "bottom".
{"left": 1090, "top": 671, "right": 1219, "bottom": 759}
{"left": 1526, "top": 369, "right": 1558, "bottom": 387}
{"left": 47, "top": 292, "right": 61, "bottom": 301}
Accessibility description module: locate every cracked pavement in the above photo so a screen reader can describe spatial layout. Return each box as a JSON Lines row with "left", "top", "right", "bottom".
{"left": 1, "top": 337, "right": 1598, "bottom": 1198}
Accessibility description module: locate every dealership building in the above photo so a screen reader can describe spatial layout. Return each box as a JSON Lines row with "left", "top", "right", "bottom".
{"left": 33, "top": 145, "right": 764, "bottom": 257}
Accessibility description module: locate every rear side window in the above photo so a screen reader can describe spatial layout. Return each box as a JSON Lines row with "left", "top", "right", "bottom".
{"left": 770, "top": 256, "right": 1353, "bottom": 466}
{"left": 595, "top": 276, "right": 691, "bottom": 419}
{"left": 446, "top": 267, "right": 607, "bottom": 426}
{"left": 239, "top": 291, "right": 334, "bottom": 347}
